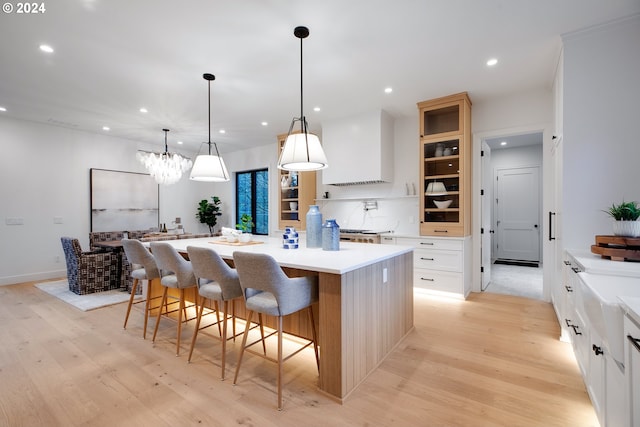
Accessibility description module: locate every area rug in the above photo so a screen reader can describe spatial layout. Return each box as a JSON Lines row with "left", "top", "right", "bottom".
{"left": 35, "top": 280, "right": 137, "bottom": 311}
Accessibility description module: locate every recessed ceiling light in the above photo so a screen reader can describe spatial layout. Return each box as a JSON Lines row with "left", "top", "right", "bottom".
{"left": 486, "top": 58, "right": 498, "bottom": 66}
{"left": 0, "top": 107, "right": 6, "bottom": 112}
{"left": 261, "top": 121, "right": 268, "bottom": 126}
{"left": 218, "top": 129, "right": 226, "bottom": 134}
{"left": 177, "top": 140, "right": 183, "bottom": 145}
{"left": 384, "top": 87, "right": 393, "bottom": 94}
{"left": 313, "top": 107, "right": 320, "bottom": 112}
{"left": 102, "top": 126, "right": 110, "bottom": 131}
{"left": 39, "top": 44, "right": 54, "bottom": 53}
{"left": 500, "top": 141, "right": 507, "bottom": 146}
{"left": 139, "top": 108, "right": 148, "bottom": 113}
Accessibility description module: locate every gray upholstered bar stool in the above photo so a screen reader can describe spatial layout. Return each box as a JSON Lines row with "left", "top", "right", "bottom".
{"left": 232, "top": 251, "right": 320, "bottom": 410}
{"left": 186, "top": 246, "right": 244, "bottom": 380}
{"left": 121, "top": 238, "right": 161, "bottom": 338}
{"left": 150, "top": 242, "right": 197, "bottom": 356}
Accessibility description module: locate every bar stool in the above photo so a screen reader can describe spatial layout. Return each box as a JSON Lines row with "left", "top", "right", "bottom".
{"left": 150, "top": 242, "right": 197, "bottom": 356}
{"left": 232, "top": 251, "right": 319, "bottom": 410}
{"left": 121, "top": 238, "right": 161, "bottom": 338}
{"left": 186, "top": 246, "right": 244, "bottom": 380}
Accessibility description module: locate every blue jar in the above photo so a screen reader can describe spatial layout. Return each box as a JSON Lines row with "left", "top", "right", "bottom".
{"left": 306, "top": 205, "right": 322, "bottom": 248}
{"left": 322, "top": 219, "right": 340, "bottom": 251}
{"left": 283, "top": 227, "right": 299, "bottom": 249}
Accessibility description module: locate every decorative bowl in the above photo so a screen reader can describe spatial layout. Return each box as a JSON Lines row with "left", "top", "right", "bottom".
{"left": 434, "top": 200, "right": 453, "bottom": 209}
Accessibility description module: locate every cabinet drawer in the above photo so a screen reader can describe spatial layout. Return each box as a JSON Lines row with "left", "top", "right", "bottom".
{"left": 413, "top": 269, "right": 462, "bottom": 294}
{"left": 396, "top": 237, "right": 462, "bottom": 251}
{"left": 414, "top": 249, "right": 462, "bottom": 272}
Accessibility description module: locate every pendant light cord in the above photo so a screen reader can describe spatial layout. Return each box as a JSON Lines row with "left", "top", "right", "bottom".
{"left": 299, "top": 34, "right": 304, "bottom": 125}
{"left": 208, "top": 78, "right": 212, "bottom": 155}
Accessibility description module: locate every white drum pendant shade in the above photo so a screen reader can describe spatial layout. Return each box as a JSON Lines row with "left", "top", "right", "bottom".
{"left": 190, "top": 154, "right": 229, "bottom": 182}
{"left": 278, "top": 132, "right": 327, "bottom": 171}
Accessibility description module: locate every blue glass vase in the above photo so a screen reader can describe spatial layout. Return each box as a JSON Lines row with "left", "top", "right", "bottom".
{"left": 322, "top": 219, "right": 340, "bottom": 251}
{"left": 306, "top": 205, "right": 322, "bottom": 248}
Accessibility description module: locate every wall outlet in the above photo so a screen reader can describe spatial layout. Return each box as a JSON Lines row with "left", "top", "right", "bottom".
{"left": 5, "top": 217, "right": 24, "bottom": 225}
{"left": 53, "top": 216, "right": 63, "bottom": 224}
{"left": 383, "top": 267, "right": 388, "bottom": 283}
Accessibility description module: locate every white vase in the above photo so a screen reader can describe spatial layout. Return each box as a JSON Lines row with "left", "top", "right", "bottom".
{"left": 238, "top": 232, "right": 252, "bottom": 243}
{"left": 613, "top": 220, "right": 640, "bottom": 237}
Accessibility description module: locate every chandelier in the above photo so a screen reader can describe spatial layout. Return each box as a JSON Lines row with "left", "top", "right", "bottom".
{"left": 137, "top": 128, "right": 193, "bottom": 185}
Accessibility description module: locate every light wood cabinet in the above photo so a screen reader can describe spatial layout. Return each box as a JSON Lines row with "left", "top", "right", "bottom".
{"left": 277, "top": 133, "right": 317, "bottom": 230}
{"left": 418, "top": 93, "right": 472, "bottom": 237}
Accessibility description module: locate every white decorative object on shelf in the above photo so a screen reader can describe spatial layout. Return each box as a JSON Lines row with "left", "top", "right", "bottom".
{"left": 434, "top": 200, "right": 453, "bottom": 209}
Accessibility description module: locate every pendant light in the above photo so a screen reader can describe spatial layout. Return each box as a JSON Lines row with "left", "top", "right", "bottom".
{"left": 277, "top": 26, "right": 328, "bottom": 171}
{"left": 190, "top": 73, "right": 230, "bottom": 182}
{"left": 137, "top": 128, "right": 192, "bottom": 185}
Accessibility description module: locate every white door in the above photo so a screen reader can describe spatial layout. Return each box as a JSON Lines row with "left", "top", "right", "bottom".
{"left": 495, "top": 166, "right": 540, "bottom": 262}
{"left": 481, "top": 141, "right": 492, "bottom": 291}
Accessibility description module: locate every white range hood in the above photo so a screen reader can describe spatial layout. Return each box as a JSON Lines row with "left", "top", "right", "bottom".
{"left": 321, "top": 109, "right": 394, "bottom": 186}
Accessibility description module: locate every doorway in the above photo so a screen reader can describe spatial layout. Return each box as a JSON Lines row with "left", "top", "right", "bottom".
{"left": 481, "top": 132, "right": 544, "bottom": 299}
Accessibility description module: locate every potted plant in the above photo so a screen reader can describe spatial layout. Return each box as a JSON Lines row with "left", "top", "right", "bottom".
{"left": 196, "top": 196, "right": 222, "bottom": 235}
{"left": 604, "top": 200, "right": 640, "bottom": 237}
{"left": 236, "top": 214, "right": 255, "bottom": 242}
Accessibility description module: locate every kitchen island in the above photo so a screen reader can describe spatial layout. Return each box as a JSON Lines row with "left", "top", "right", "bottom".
{"left": 155, "top": 237, "right": 414, "bottom": 402}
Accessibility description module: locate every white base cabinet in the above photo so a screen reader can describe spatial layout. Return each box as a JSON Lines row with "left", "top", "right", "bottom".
{"left": 382, "top": 235, "right": 471, "bottom": 298}
{"left": 624, "top": 314, "right": 640, "bottom": 427}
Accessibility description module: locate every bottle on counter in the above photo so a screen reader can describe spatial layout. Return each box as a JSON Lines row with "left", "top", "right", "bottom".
{"left": 306, "top": 205, "right": 322, "bottom": 248}
{"left": 322, "top": 219, "right": 340, "bottom": 251}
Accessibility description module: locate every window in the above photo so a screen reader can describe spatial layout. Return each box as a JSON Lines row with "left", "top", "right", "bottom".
{"left": 236, "top": 168, "right": 268, "bottom": 235}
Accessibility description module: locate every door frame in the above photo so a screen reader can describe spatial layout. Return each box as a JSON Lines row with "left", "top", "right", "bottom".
{"left": 472, "top": 123, "right": 554, "bottom": 301}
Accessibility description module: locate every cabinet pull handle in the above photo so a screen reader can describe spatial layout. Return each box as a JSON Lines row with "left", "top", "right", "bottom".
{"left": 592, "top": 344, "right": 603, "bottom": 356}
{"left": 420, "top": 242, "right": 434, "bottom": 245}
{"left": 548, "top": 211, "right": 556, "bottom": 241}
{"left": 565, "top": 285, "right": 573, "bottom": 293}
{"left": 571, "top": 325, "right": 582, "bottom": 335}
{"left": 628, "top": 335, "right": 640, "bottom": 353}
{"left": 420, "top": 277, "right": 435, "bottom": 282}
{"left": 571, "top": 267, "right": 581, "bottom": 273}
{"left": 565, "top": 319, "right": 573, "bottom": 328}
{"left": 564, "top": 260, "right": 571, "bottom": 265}
{"left": 420, "top": 257, "right": 434, "bottom": 261}
{"left": 434, "top": 230, "right": 448, "bottom": 233}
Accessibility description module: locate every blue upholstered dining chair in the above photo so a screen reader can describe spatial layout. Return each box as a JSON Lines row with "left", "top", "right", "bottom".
{"left": 150, "top": 242, "right": 197, "bottom": 356}
{"left": 232, "top": 251, "right": 320, "bottom": 410}
{"left": 121, "top": 238, "right": 161, "bottom": 339}
{"left": 60, "top": 237, "right": 120, "bottom": 295}
{"left": 186, "top": 246, "right": 244, "bottom": 380}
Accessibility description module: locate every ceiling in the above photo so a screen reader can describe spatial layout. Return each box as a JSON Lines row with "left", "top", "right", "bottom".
{"left": 1, "top": 1, "right": 639, "bottom": 156}
{"left": 486, "top": 132, "right": 543, "bottom": 151}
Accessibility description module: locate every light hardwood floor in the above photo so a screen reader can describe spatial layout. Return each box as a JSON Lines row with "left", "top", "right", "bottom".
{"left": 0, "top": 281, "right": 598, "bottom": 427}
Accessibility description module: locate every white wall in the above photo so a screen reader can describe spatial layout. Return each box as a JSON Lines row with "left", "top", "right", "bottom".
{"left": 562, "top": 15, "right": 640, "bottom": 250}
{"left": 0, "top": 116, "right": 212, "bottom": 285}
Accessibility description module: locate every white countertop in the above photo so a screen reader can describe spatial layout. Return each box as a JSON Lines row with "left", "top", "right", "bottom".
{"left": 151, "top": 236, "right": 413, "bottom": 275}
{"left": 567, "top": 249, "right": 640, "bottom": 277}
{"left": 619, "top": 296, "right": 640, "bottom": 325}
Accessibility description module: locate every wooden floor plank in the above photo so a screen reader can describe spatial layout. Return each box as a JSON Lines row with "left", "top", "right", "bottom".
{"left": 0, "top": 280, "right": 598, "bottom": 426}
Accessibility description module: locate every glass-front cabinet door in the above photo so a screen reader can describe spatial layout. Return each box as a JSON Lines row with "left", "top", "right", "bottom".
{"left": 418, "top": 93, "right": 471, "bottom": 237}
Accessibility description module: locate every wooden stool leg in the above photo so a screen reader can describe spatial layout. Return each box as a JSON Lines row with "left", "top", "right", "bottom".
{"left": 258, "top": 313, "right": 267, "bottom": 356}
{"left": 176, "top": 288, "right": 185, "bottom": 356}
{"left": 123, "top": 278, "right": 138, "bottom": 329}
{"left": 188, "top": 295, "right": 206, "bottom": 362}
{"left": 308, "top": 306, "right": 320, "bottom": 370}
{"left": 152, "top": 287, "right": 168, "bottom": 343}
{"left": 277, "top": 315, "right": 283, "bottom": 411}
{"left": 214, "top": 300, "right": 222, "bottom": 337}
{"left": 233, "top": 310, "right": 254, "bottom": 385}
{"left": 142, "top": 279, "right": 153, "bottom": 339}
{"left": 221, "top": 300, "right": 229, "bottom": 380}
